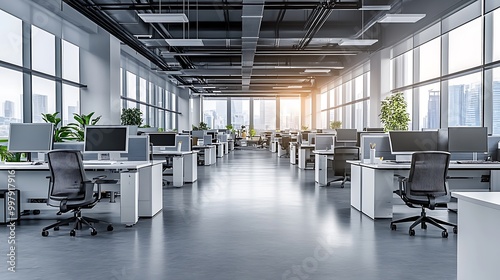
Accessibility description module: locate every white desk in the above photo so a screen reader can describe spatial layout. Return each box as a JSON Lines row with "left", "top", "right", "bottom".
{"left": 313, "top": 150, "right": 335, "bottom": 185}
{"left": 212, "top": 143, "right": 224, "bottom": 158}
{"left": 0, "top": 161, "right": 162, "bottom": 226}
{"left": 193, "top": 145, "right": 216, "bottom": 165}
{"left": 298, "top": 145, "right": 315, "bottom": 169}
{"left": 290, "top": 142, "right": 298, "bottom": 165}
{"left": 228, "top": 139, "right": 235, "bottom": 151}
{"left": 153, "top": 151, "right": 197, "bottom": 187}
{"left": 452, "top": 192, "right": 500, "bottom": 280}
{"left": 222, "top": 141, "right": 229, "bottom": 154}
{"left": 350, "top": 161, "right": 500, "bottom": 219}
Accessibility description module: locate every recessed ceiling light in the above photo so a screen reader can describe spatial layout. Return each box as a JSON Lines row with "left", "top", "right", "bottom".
{"left": 287, "top": 85, "right": 303, "bottom": 89}
{"left": 377, "top": 14, "right": 426, "bottom": 23}
{"left": 133, "top": 34, "right": 152, "bottom": 39}
{"left": 303, "top": 69, "right": 331, "bottom": 73}
{"left": 137, "top": 13, "right": 189, "bottom": 23}
{"left": 338, "top": 39, "right": 378, "bottom": 46}
{"left": 165, "top": 39, "right": 204, "bottom": 46}
{"left": 359, "top": 5, "right": 391, "bottom": 11}
{"left": 213, "top": 90, "right": 222, "bottom": 93}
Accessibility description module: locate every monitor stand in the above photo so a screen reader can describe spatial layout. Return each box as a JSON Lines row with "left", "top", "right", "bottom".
{"left": 98, "top": 152, "right": 121, "bottom": 161}
{"left": 472, "top": 152, "right": 478, "bottom": 161}
{"left": 395, "top": 154, "right": 412, "bottom": 162}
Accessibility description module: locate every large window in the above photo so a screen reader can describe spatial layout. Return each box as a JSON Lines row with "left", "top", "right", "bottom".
{"left": 62, "top": 40, "right": 79, "bottom": 82}
{"left": 392, "top": 51, "right": 413, "bottom": 89}
{"left": 492, "top": 68, "right": 500, "bottom": 134}
{"left": 126, "top": 71, "right": 137, "bottom": 109}
{"left": 417, "top": 37, "right": 441, "bottom": 82}
{"left": 280, "top": 98, "right": 300, "bottom": 129}
{"left": 448, "top": 72, "right": 482, "bottom": 127}
{"left": 139, "top": 77, "right": 147, "bottom": 120}
{"left": 231, "top": 98, "right": 250, "bottom": 129}
{"left": 493, "top": 8, "right": 500, "bottom": 62}
{"left": 0, "top": 67, "right": 23, "bottom": 137}
{"left": 203, "top": 99, "right": 227, "bottom": 129}
{"left": 0, "top": 9, "right": 22, "bottom": 66}
{"left": 32, "top": 26, "right": 55, "bottom": 75}
{"left": 62, "top": 85, "right": 80, "bottom": 125}
{"left": 417, "top": 83, "right": 440, "bottom": 130}
{"left": 447, "top": 18, "right": 482, "bottom": 74}
{"left": 32, "top": 77, "right": 56, "bottom": 123}
{"left": 253, "top": 98, "right": 276, "bottom": 131}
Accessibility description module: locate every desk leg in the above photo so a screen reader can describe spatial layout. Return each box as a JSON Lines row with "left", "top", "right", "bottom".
{"left": 350, "top": 164, "right": 362, "bottom": 211}
{"left": 172, "top": 156, "right": 184, "bottom": 187}
{"left": 184, "top": 153, "right": 197, "bottom": 183}
{"left": 138, "top": 164, "right": 163, "bottom": 217}
{"left": 361, "top": 168, "right": 395, "bottom": 219}
{"left": 315, "top": 154, "right": 328, "bottom": 185}
{"left": 298, "top": 149, "right": 305, "bottom": 169}
{"left": 120, "top": 171, "right": 139, "bottom": 226}
{"left": 490, "top": 170, "right": 500, "bottom": 191}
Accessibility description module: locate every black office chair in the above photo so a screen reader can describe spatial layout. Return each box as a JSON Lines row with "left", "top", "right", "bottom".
{"left": 390, "top": 151, "right": 457, "bottom": 238}
{"left": 42, "top": 150, "right": 115, "bottom": 237}
{"left": 327, "top": 146, "right": 360, "bottom": 188}
{"left": 280, "top": 136, "right": 291, "bottom": 158}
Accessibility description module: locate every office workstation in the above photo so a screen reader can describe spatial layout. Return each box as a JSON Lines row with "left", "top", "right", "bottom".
{"left": 1, "top": 124, "right": 163, "bottom": 227}
{"left": 350, "top": 128, "right": 500, "bottom": 220}
{"left": 2, "top": 0, "right": 499, "bottom": 279}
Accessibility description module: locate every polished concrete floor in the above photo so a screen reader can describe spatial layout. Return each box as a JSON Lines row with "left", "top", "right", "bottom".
{"left": 0, "top": 149, "right": 457, "bottom": 280}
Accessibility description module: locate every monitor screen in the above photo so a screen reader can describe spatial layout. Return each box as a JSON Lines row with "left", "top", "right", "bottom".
{"left": 148, "top": 133, "right": 177, "bottom": 147}
{"left": 8, "top": 123, "right": 54, "bottom": 153}
{"left": 388, "top": 131, "right": 439, "bottom": 154}
{"left": 448, "top": 127, "right": 488, "bottom": 153}
{"left": 84, "top": 126, "right": 129, "bottom": 153}
{"left": 336, "top": 129, "right": 358, "bottom": 142}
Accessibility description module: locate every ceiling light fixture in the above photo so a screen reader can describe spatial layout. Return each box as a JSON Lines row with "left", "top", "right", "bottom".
{"left": 133, "top": 34, "right": 153, "bottom": 39}
{"left": 358, "top": 5, "right": 391, "bottom": 11}
{"left": 137, "top": 13, "right": 189, "bottom": 23}
{"left": 338, "top": 39, "right": 378, "bottom": 46}
{"left": 377, "top": 14, "right": 426, "bottom": 23}
{"left": 165, "top": 39, "right": 204, "bottom": 46}
{"left": 303, "top": 69, "right": 331, "bottom": 73}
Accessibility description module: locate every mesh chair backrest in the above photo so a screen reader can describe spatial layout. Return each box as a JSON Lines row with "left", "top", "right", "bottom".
{"left": 333, "top": 147, "right": 360, "bottom": 176}
{"left": 47, "top": 150, "right": 87, "bottom": 199}
{"left": 408, "top": 152, "right": 450, "bottom": 195}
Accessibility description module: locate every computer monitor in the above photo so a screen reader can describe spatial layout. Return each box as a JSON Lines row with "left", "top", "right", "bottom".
{"left": 148, "top": 133, "right": 177, "bottom": 148}
{"left": 315, "top": 135, "right": 334, "bottom": 150}
{"left": 448, "top": 127, "right": 488, "bottom": 154}
{"left": 336, "top": 129, "right": 358, "bottom": 142}
{"left": 84, "top": 126, "right": 129, "bottom": 160}
{"left": 388, "top": 131, "right": 439, "bottom": 155}
{"left": 8, "top": 123, "right": 54, "bottom": 161}
{"left": 363, "top": 127, "right": 384, "bottom": 132}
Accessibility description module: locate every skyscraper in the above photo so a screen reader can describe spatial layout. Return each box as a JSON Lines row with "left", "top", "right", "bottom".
{"left": 427, "top": 90, "right": 440, "bottom": 128}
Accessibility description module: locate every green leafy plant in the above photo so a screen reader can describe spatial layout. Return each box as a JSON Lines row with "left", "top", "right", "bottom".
{"left": 379, "top": 92, "right": 410, "bottom": 131}
{"left": 121, "top": 108, "right": 143, "bottom": 126}
{"left": 301, "top": 125, "right": 309, "bottom": 130}
{"left": 68, "top": 112, "right": 102, "bottom": 141}
{"left": 249, "top": 128, "right": 256, "bottom": 137}
{"left": 225, "top": 124, "right": 236, "bottom": 133}
{"left": 330, "top": 121, "right": 342, "bottom": 129}
{"left": 198, "top": 122, "right": 209, "bottom": 130}
{"left": 41, "top": 112, "right": 77, "bottom": 142}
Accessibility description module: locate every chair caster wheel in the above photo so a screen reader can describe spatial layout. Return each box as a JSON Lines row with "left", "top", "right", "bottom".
{"left": 90, "top": 229, "right": 97, "bottom": 236}
{"left": 409, "top": 229, "right": 415, "bottom": 236}
{"left": 107, "top": 225, "right": 113, "bottom": 231}
{"left": 42, "top": 230, "right": 49, "bottom": 237}
{"left": 453, "top": 227, "right": 458, "bottom": 234}
{"left": 391, "top": 224, "right": 397, "bottom": 231}
{"left": 442, "top": 231, "right": 448, "bottom": 238}
{"left": 33, "top": 210, "right": 41, "bottom": 215}
{"left": 70, "top": 230, "right": 76, "bottom": 237}
{"left": 54, "top": 226, "right": 59, "bottom": 231}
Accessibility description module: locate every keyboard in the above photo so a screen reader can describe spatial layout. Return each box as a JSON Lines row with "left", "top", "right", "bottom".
{"left": 83, "top": 160, "right": 117, "bottom": 165}
{"left": 385, "top": 160, "right": 411, "bottom": 164}
{"left": 456, "top": 160, "right": 500, "bottom": 164}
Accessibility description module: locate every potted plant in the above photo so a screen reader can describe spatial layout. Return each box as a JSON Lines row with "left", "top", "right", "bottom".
{"left": 68, "top": 112, "right": 102, "bottom": 141}
{"left": 330, "top": 121, "right": 342, "bottom": 129}
{"left": 379, "top": 92, "right": 410, "bottom": 131}
{"left": 301, "top": 125, "right": 309, "bottom": 131}
{"left": 249, "top": 127, "right": 256, "bottom": 137}
{"left": 121, "top": 108, "right": 143, "bottom": 126}
{"left": 41, "top": 112, "right": 77, "bottom": 142}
